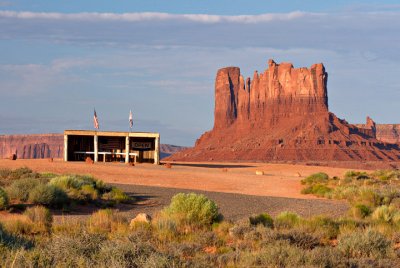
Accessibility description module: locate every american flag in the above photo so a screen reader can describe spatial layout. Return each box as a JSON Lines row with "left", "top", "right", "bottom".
{"left": 94, "top": 109, "right": 99, "bottom": 129}
{"left": 129, "top": 110, "right": 133, "bottom": 129}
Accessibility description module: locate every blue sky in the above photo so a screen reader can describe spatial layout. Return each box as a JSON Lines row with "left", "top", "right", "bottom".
{"left": 0, "top": 1, "right": 399, "bottom": 146}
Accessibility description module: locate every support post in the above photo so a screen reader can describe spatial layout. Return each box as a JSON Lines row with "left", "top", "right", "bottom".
{"left": 125, "top": 136, "right": 130, "bottom": 163}
{"left": 94, "top": 134, "right": 98, "bottom": 162}
{"left": 154, "top": 136, "right": 160, "bottom": 165}
{"left": 63, "top": 134, "right": 68, "bottom": 161}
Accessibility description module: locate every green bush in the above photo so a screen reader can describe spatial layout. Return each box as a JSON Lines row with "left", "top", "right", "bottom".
{"left": 28, "top": 184, "right": 68, "bottom": 207}
{"left": 371, "top": 205, "right": 400, "bottom": 223}
{"left": 161, "top": 193, "right": 219, "bottom": 228}
{"left": 6, "top": 178, "right": 40, "bottom": 202}
{"left": 351, "top": 204, "right": 371, "bottom": 219}
{"left": 338, "top": 228, "right": 392, "bottom": 258}
{"left": 344, "top": 170, "right": 370, "bottom": 180}
{"left": 24, "top": 206, "right": 53, "bottom": 232}
{"left": 301, "top": 172, "right": 329, "bottom": 185}
{"left": 102, "top": 187, "right": 130, "bottom": 204}
{"left": 50, "top": 175, "right": 112, "bottom": 202}
{"left": 80, "top": 185, "right": 99, "bottom": 200}
{"left": 275, "top": 211, "right": 300, "bottom": 229}
{"left": 249, "top": 213, "right": 273, "bottom": 228}
{"left": 0, "top": 187, "right": 9, "bottom": 210}
{"left": 301, "top": 184, "right": 332, "bottom": 197}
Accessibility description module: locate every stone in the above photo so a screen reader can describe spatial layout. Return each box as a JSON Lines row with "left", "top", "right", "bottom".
{"left": 129, "top": 213, "right": 152, "bottom": 228}
{"left": 9, "top": 154, "right": 17, "bottom": 160}
{"left": 255, "top": 170, "right": 264, "bottom": 176}
{"left": 167, "top": 59, "right": 400, "bottom": 163}
{"left": 85, "top": 156, "right": 94, "bottom": 164}
{"left": 164, "top": 163, "right": 172, "bottom": 168}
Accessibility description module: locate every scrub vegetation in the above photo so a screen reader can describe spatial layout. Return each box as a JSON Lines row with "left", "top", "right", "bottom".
{"left": 0, "top": 167, "right": 131, "bottom": 210}
{"left": 1, "top": 168, "right": 400, "bottom": 267}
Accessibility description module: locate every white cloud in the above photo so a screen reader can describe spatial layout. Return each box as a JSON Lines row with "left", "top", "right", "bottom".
{"left": 0, "top": 10, "right": 315, "bottom": 24}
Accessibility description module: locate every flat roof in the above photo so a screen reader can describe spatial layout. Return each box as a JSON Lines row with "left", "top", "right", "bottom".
{"left": 64, "top": 130, "right": 159, "bottom": 138}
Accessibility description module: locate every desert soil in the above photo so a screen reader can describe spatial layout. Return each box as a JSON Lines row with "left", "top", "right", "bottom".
{"left": 0, "top": 159, "right": 360, "bottom": 199}
{"left": 0, "top": 159, "right": 354, "bottom": 220}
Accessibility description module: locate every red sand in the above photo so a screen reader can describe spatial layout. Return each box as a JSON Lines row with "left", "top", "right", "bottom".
{"left": 0, "top": 159, "right": 362, "bottom": 200}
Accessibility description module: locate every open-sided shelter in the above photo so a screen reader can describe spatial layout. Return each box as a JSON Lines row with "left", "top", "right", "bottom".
{"left": 63, "top": 130, "right": 160, "bottom": 164}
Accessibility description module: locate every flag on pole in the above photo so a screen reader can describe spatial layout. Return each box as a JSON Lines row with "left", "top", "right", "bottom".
{"left": 94, "top": 109, "right": 99, "bottom": 129}
{"left": 129, "top": 110, "right": 133, "bottom": 129}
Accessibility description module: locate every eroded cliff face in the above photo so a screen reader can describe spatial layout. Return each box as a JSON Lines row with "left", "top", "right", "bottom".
{"left": 214, "top": 60, "right": 328, "bottom": 130}
{"left": 168, "top": 59, "right": 400, "bottom": 162}
{"left": 376, "top": 125, "right": 400, "bottom": 144}
{"left": 0, "top": 134, "right": 63, "bottom": 159}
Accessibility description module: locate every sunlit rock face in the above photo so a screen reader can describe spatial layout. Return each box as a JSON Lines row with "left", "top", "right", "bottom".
{"left": 168, "top": 59, "right": 400, "bottom": 162}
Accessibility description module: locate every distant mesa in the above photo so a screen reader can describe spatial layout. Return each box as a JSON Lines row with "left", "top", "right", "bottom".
{"left": 167, "top": 59, "right": 400, "bottom": 163}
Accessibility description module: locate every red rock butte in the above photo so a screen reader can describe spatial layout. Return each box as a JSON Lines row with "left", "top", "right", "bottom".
{"left": 168, "top": 59, "right": 400, "bottom": 162}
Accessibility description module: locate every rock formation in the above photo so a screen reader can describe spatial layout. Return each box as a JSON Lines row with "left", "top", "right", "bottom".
{"left": 376, "top": 125, "right": 400, "bottom": 144}
{"left": 168, "top": 59, "right": 400, "bottom": 162}
{"left": 0, "top": 134, "right": 63, "bottom": 159}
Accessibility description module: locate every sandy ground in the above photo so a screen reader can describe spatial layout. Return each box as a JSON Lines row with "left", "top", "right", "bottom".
{"left": 0, "top": 159, "right": 361, "bottom": 199}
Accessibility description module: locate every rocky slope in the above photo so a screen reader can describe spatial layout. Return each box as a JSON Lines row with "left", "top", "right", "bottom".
{"left": 0, "top": 134, "right": 187, "bottom": 160}
{"left": 168, "top": 59, "right": 400, "bottom": 162}
{"left": 376, "top": 125, "right": 400, "bottom": 144}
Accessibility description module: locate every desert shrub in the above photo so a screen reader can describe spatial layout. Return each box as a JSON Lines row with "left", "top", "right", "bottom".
{"left": 371, "top": 205, "right": 400, "bottom": 224}
{"left": 24, "top": 206, "right": 53, "bottom": 232}
{"left": 0, "top": 187, "right": 9, "bottom": 210}
{"left": 301, "top": 172, "right": 329, "bottom": 185}
{"left": 0, "top": 223, "right": 33, "bottom": 249}
{"left": 155, "top": 218, "right": 178, "bottom": 241}
{"left": 81, "top": 184, "right": 99, "bottom": 200}
{"left": 2, "top": 216, "right": 34, "bottom": 235}
{"left": 299, "top": 216, "right": 340, "bottom": 241}
{"left": 330, "top": 185, "right": 358, "bottom": 200}
{"left": 0, "top": 168, "right": 12, "bottom": 179}
{"left": 47, "top": 231, "right": 106, "bottom": 266}
{"left": 239, "top": 241, "right": 305, "bottom": 267}
{"left": 372, "top": 170, "right": 400, "bottom": 181}
{"left": 277, "top": 229, "right": 320, "bottom": 250}
{"left": 28, "top": 184, "right": 69, "bottom": 207}
{"left": 356, "top": 187, "right": 383, "bottom": 207}
{"left": 50, "top": 175, "right": 114, "bottom": 203}
{"left": 0, "top": 169, "right": 12, "bottom": 187}
{"left": 228, "top": 221, "right": 253, "bottom": 240}
{"left": 96, "top": 238, "right": 160, "bottom": 267}
{"left": 338, "top": 228, "right": 392, "bottom": 259}
{"left": 306, "top": 246, "right": 345, "bottom": 267}
{"left": 301, "top": 184, "right": 332, "bottom": 197}
{"left": 167, "top": 241, "right": 201, "bottom": 259}
{"left": 6, "top": 178, "right": 40, "bottom": 202}
{"left": 9, "top": 167, "right": 36, "bottom": 179}
{"left": 87, "top": 209, "right": 128, "bottom": 233}
{"left": 102, "top": 187, "right": 130, "bottom": 204}
{"left": 351, "top": 204, "right": 372, "bottom": 219}
{"left": 249, "top": 213, "right": 273, "bottom": 228}
{"left": 274, "top": 211, "right": 300, "bottom": 229}
{"left": 160, "top": 193, "right": 219, "bottom": 229}
{"left": 344, "top": 170, "right": 370, "bottom": 180}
